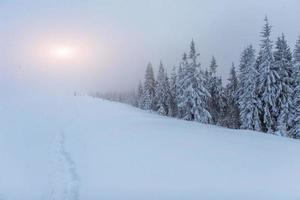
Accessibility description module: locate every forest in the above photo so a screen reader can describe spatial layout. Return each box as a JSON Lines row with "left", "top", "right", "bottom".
{"left": 97, "top": 17, "right": 300, "bottom": 139}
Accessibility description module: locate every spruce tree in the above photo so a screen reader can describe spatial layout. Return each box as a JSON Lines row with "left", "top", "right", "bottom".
{"left": 215, "top": 78, "right": 229, "bottom": 128}
{"left": 207, "top": 56, "right": 223, "bottom": 124}
{"left": 273, "top": 34, "right": 293, "bottom": 136}
{"left": 224, "top": 63, "right": 240, "bottom": 128}
{"left": 209, "top": 56, "right": 218, "bottom": 75}
{"left": 137, "top": 81, "right": 144, "bottom": 108}
{"left": 257, "top": 17, "right": 280, "bottom": 133}
{"left": 177, "top": 41, "right": 211, "bottom": 123}
{"left": 164, "top": 73, "right": 172, "bottom": 116}
{"left": 155, "top": 62, "right": 168, "bottom": 115}
{"left": 169, "top": 66, "right": 178, "bottom": 117}
{"left": 238, "top": 45, "right": 261, "bottom": 131}
{"left": 176, "top": 54, "right": 187, "bottom": 119}
{"left": 290, "top": 36, "right": 300, "bottom": 138}
{"left": 143, "top": 62, "right": 156, "bottom": 110}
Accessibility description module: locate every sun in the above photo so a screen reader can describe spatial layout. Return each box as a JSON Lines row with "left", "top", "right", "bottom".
{"left": 51, "top": 45, "right": 76, "bottom": 59}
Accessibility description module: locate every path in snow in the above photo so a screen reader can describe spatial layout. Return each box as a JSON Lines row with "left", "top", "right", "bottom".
{"left": 48, "top": 131, "right": 80, "bottom": 200}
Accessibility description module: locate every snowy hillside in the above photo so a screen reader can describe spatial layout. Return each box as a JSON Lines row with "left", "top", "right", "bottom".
{"left": 1, "top": 95, "right": 300, "bottom": 200}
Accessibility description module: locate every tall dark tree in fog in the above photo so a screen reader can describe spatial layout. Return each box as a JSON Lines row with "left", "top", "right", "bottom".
{"left": 223, "top": 64, "right": 240, "bottom": 128}
{"left": 143, "top": 62, "right": 156, "bottom": 110}
{"left": 273, "top": 34, "right": 293, "bottom": 136}
{"left": 176, "top": 54, "right": 187, "bottom": 119}
{"left": 207, "top": 56, "right": 223, "bottom": 124}
{"left": 169, "top": 67, "right": 178, "bottom": 117}
{"left": 290, "top": 37, "right": 300, "bottom": 138}
{"left": 137, "top": 81, "right": 144, "bottom": 108}
{"left": 177, "top": 41, "right": 211, "bottom": 122}
{"left": 238, "top": 46, "right": 261, "bottom": 131}
{"left": 209, "top": 56, "right": 217, "bottom": 74}
{"left": 155, "top": 62, "right": 169, "bottom": 115}
{"left": 257, "top": 17, "right": 279, "bottom": 133}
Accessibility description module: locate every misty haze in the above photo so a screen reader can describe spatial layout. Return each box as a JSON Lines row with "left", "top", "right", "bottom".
{"left": 0, "top": 0, "right": 300, "bottom": 200}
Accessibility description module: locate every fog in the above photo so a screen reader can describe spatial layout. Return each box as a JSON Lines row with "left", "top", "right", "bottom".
{"left": 0, "top": 0, "right": 300, "bottom": 94}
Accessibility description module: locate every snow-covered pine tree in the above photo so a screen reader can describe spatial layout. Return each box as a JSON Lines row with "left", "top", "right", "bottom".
{"left": 137, "top": 81, "right": 144, "bottom": 108}
{"left": 238, "top": 45, "right": 261, "bottom": 131}
{"left": 290, "top": 36, "right": 300, "bottom": 138}
{"left": 273, "top": 34, "right": 294, "bottom": 136}
{"left": 257, "top": 17, "right": 280, "bottom": 133}
{"left": 164, "top": 72, "right": 172, "bottom": 116}
{"left": 203, "top": 69, "right": 210, "bottom": 86}
{"left": 143, "top": 62, "right": 156, "bottom": 110}
{"left": 224, "top": 63, "right": 240, "bottom": 128}
{"left": 177, "top": 40, "right": 211, "bottom": 123}
{"left": 176, "top": 54, "right": 187, "bottom": 119}
{"left": 206, "top": 56, "right": 223, "bottom": 124}
{"left": 168, "top": 66, "right": 178, "bottom": 117}
{"left": 214, "top": 78, "right": 229, "bottom": 128}
{"left": 155, "top": 62, "right": 169, "bottom": 115}
{"left": 209, "top": 56, "right": 217, "bottom": 74}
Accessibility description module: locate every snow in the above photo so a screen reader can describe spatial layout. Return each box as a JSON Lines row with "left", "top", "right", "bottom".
{"left": 1, "top": 94, "right": 300, "bottom": 200}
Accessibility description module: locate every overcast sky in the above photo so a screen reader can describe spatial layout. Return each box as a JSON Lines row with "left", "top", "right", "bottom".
{"left": 0, "top": 0, "right": 300, "bottom": 93}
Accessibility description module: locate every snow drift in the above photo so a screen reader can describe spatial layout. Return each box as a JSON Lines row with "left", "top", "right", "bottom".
{"left": 0, "top": 95, "right": 300, "bottom": 200}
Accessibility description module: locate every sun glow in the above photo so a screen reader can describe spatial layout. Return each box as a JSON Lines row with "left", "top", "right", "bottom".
{"left": 52, "top": 45, "right": 76, "bottom": 59}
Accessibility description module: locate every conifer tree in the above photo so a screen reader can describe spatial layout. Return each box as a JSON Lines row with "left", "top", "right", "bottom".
{"left": 143, "top": 62, "right": 156, "bottom": 110}
{"left": 176, "top": 54, "right": 187, "bottom": 119}
{"left": 155, "top": 62, "right": 169, "bottom": 115}
{"left": 177, "top": 41, "right": 211, "bottom": 123}
{"left": 137, "top": 81, "right": 144, "bottom": 108}
{"left": 257, "top": 17, "right": 280, "bottom": 133}
{"left": 224, "top": 63, "right": 240, "bottom": 128}
{"left": 169, "top": 67, "right": 178, "bottom": 117}
{"left": 164, "top": 73, "right": 172, "bottom": 116}
{"left": 209, "top": 56, "right": 218, "bottom": 75}
{"left": 207, "top": 56, "right": 223, "bottom": 124}
{"left": 290, "top": 36, "right": 300, "bottom": 138}
{"left": 238, "top": 45, "right": 261, "bottom": 131}
{"left": 273, "top": 34, "right": 293, "bottom": 136}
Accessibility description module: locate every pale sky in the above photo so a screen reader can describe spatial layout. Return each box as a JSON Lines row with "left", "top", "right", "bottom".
{"left": 0, "top": 0, "right": 300, "bottom": 93}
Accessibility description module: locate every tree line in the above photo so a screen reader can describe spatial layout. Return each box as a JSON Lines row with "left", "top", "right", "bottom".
{"left": 97, "top": 17, "right": 300, "bottom": 139}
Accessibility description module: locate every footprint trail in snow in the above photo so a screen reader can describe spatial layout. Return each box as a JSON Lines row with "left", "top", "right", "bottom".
{"left": 49, "top": 131, "right": 80, "bottom": 200}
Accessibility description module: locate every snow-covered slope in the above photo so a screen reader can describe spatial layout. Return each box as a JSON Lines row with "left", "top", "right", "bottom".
{"left": 1, "top": 95, "right": 300, "bottom": 200}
